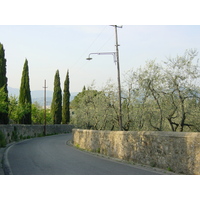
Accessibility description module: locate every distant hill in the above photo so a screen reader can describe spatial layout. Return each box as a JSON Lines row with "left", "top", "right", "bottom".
{"left": 8, "top": 87, "right": 19, "bottom": 96}
{"left": 8, "top": 87, "right": 78, "bottom": 106}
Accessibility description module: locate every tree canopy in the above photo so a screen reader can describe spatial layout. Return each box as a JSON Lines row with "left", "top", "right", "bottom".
{"left": 51, "top": 70, "right": 62, "bottom": 124}
{"left": 71, "top": 49, "right": 200, "bottom": 132}
{"left": 18, "top": 59, "right": 32, "bottom": 124}
{"left": 62, "top": 70, "right": 70, "bottom": 124}
{"left": 0, "top": 43, "right": 9, "bottom": 124}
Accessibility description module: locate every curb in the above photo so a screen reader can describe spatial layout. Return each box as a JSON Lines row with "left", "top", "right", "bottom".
{"left": 2, "top": 135, "right": 67, "bottom": 175}
{"left": 2, "top": 143, "right": 15, "bottom": 175}
{"left": 0, "top": 148, "right": 5, "bottom": 175}
{"left": 69, "top": 140, "right": 178, "bottom": 175}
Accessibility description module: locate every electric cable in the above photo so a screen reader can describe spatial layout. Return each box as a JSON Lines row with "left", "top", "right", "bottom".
{"left": 70, "top": 26, "right": 108, "bottom": 73}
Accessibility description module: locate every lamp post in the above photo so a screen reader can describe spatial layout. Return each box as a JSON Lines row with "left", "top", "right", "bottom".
{"left": 86, "top": 25, "right": 123, "bottom": 130}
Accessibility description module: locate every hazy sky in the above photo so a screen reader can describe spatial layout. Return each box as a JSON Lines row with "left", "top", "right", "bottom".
{"left": 1, "top": 0, "right": 199, "bottom": 196}
{"left": 1, "top": 25, "right": 200, "bottom": 93}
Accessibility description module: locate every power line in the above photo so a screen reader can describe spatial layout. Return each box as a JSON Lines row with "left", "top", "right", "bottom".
{"left": 70, "top": 26, "right": 108, "bottom": 72}
{"left": 96, "top": 32, "right": 115, "bottom": 53}
{"left": 71, "top": 26, "right": 115, "bottom": 78}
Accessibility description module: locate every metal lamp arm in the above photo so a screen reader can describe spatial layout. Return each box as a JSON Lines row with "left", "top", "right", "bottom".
{"left": 87, "top": 52, "right": 117, "bottom": 64}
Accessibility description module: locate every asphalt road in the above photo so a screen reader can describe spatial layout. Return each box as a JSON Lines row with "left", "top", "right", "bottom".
{"left": 5, "top": 133, "right": 168, "bottom": 175}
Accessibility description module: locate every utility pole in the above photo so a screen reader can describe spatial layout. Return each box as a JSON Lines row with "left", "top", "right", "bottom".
{"left": 43, "top": 80, "right": 47, "bottom": 135}
{"left": 112, "top": 25, "right": 123, "bottom": 131}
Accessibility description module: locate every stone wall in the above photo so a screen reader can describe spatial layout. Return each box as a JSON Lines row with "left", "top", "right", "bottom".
{"left": 0, "top": 124, "right": 74, "bottom": 143}
{"left": 72, "top": 129, "right": 200, "bottom": 175}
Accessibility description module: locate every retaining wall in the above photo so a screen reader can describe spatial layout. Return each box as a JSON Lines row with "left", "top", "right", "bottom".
{"left": 0, "top": 124, "right": 74, "bottom": 143}
{"left": 72, "top": 129, "right": 200, "bottom": 175}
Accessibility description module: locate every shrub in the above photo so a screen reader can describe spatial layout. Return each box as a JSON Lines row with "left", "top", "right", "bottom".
{"left": 0, "top": 131, "right": 7, "bottom": 147}
{"left": 11, "top": 127, "right": 19, "bottom": 142}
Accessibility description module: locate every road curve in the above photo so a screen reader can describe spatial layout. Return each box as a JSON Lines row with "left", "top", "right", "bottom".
{"left": 5, "top": 133, "right": 167, "bottom": 175}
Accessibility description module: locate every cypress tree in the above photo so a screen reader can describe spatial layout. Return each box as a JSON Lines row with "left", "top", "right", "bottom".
{"left": 19, "top": 59, "right": 32, "bottom": 124}
{"left": 82, "top": 85, "right": 86, "bottom": 92}
{"left": 0, "top": 43, "right": 9, "bottom": 124}
{"left": 51, "top": 70, "right": 62, "bottom": 124}
{"left": 62, "top": 70, "right": 70, "bottom": 124}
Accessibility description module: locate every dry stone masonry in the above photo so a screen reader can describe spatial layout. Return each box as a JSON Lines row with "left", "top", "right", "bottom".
{"left": 0, "top": 124, "right": 74, "bottom": 143}
{"left": 73, "top": 129, "right": 200, "bottom": 175}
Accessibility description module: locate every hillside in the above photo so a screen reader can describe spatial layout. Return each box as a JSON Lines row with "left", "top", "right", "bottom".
{"left": 8, "top": 87, "right": 78, "bottom": 106}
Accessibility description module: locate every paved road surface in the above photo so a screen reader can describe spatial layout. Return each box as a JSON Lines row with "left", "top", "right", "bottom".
{"left": 6, "top": 134, "right": 168, "bottom": 175}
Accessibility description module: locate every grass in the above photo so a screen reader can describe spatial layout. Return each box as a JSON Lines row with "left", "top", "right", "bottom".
{"left": 167, "top": 167, "right": 173, "bottom": 172}
{"left": 96, "top": 148, "right": 100, "bottom": 153}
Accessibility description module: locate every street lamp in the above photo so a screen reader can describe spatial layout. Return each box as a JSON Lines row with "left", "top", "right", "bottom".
{"left": 86, "top": 25, "right": 123, "bottom": 131}
{"left": 86, "top": 52, "right": 117, "bottom": 63}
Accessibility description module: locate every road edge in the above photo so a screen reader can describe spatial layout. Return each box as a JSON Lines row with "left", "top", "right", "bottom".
{"left": 2, "top": 134, "right": 68, "bottom": 175}
{"left": 67, "top": 140, "right": 179, "bottom": 175}
{"left": 2, "top": 143, "right": 15, "bottom": 175}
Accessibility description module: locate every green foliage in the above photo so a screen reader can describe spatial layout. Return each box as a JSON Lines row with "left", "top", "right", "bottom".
{"left": 37, "top": 133, "right": 44, "bottom": 137}
{"left": 167, "top": 167, "right": 173, "bottom": 172}
{"left": 31, "top": 102, "right": 44, "bottom": 124}
{"left": 0, "top": 131, "right": 6, "bottom": 147}
{"left": 32, "top": 102, "right": 52, "bottom": 124}
{"left": 71, "top": 49, "right": 200, "bottom": 132}
{"left": 71, "top": 87, "right": 118, "bottom": 130}
{"left": 0, "top": 43, "right": 9, "bottom": 124}
{"left": 96, "top": 148, "right": 100, "bottom": 153}
{"left": 8, "top": 96, "right": 52, "bottom": 125}
{"left": 8, "top": 95, "right": 18, "bottom": 123}
{"left": 19, "top": 59, "right": 32, "bottom": 124}
{"left": 51, "top": 70, "right": 62, "bottom": 124}
{"left": 45, "top": 108, "right": 53, "bottom": 124}
{"left": 0, "top": 87, "right": 8, "bottom": 113}
{"left": 120, "top": 49, "right": 200, "bottom": 132}
{"left": 11, "top": 126, "right": 19, "bottom": 142}
{"left": 0, "top": 43, "right": 7, "bottom": 87}
{"left": 8, "top": 95, "right": 31, "bottom": 124}
{"left": 62, "top": 70, "right": 70, "bottom": 124}
{"left": 122, "top": 49, "right": 200, "bottom": 132}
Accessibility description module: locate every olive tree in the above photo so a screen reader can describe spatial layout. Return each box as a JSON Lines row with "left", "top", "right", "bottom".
{"left": 163, "top": 49, "right": 200, "bottom": 131}
{"left": 123, "top": 49, "right": 200, "bottom": 132}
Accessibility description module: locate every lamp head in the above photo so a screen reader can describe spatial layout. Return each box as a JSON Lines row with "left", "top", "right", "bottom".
{"left": 86, "top": 57, "right": 92, "bottom": 60}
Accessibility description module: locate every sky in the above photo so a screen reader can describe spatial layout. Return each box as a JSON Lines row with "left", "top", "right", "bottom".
{"left": 1, "top": 0, "right": 200, "bottom": 197}
{"left": 1, "top": 25, "right": 200, "bottom": 93}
